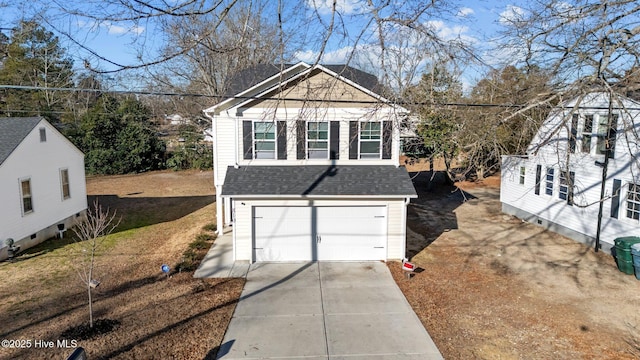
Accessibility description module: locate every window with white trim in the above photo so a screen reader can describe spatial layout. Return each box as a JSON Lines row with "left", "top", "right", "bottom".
{"left": 626, "top": 183, "right": 640, "bottom": 221}
{"left": 60, "top": 169, "right": 70, "bottom": 199}
{"left": 559, "top": 171, "right": 569, "bottom": 201}
{"left": 253, "top": 122, "right": 276, "bottom": 159}
{"left": 20, "top": 179, "right": 33, "bottom": 214}
{"left": 359, "top": 122, "right": 381, "bottom": 159}
{"left": 307, "top": 122, "right": 329, "bottom": 159}
{"left": 519, "top": 166, "right": 525, "bottom": 185}
{"left": 39, "top": 127, "right": 46, "bottom": 142}
{"left": 581, "top": 115, "right": 593, "bottom": 153}
{"left": 545, "top": 168, "right": 554, "bottom": 196}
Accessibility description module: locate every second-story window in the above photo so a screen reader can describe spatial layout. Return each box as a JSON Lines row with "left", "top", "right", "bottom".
{"left": 307, "top": 122, "right": 329, "bottom": 159}
{"left": 359, "top": 122, "right": 381, "bottom": 159}
{"left": 545, "top": 168, "right": 554, "bottom": 196}
{"left": 254, "top": 122, "right": 276, "bottom": 159}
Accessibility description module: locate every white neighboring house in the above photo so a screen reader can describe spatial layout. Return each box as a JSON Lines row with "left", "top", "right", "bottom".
{"left": 0, "top": 117, "right": 87, "bottom": 260}
{"left": 204, "top": 62, "right": 417, "bottom": 262}
{"left": 501, "top": 92, "right": 640, "bottom": 254}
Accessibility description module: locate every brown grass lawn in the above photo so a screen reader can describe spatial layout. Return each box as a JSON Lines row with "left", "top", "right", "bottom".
{"left": 0, "top": 170, "right": 244, "bottom": 360}
{"left": 392, "top": 168, "right": 640, "bottom": 359}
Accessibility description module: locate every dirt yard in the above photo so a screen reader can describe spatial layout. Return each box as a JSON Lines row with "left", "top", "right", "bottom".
{"left": 0, "top": 170, "right": 244, "bottom": 360}
{"left": 391, "top": 165, "right": 640, "bottom": 359}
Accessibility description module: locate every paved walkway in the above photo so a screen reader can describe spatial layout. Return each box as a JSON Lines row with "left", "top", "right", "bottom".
{"left": 216, "top": 262, "right": 443, "bottom": 359}
{"left": 194, "top": 229, "right": 249, "bottom": 278}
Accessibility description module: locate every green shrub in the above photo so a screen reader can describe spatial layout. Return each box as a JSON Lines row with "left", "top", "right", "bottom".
{"left": 202, "top": 223, "right": 217, "bottom": 232}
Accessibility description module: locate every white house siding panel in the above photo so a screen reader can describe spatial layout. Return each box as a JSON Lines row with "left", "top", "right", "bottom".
{"left": 386, "top": 201, "right": 406, "bottom": 259}
{"left": 213, "top": 112, "right": 237, "bottom": 186}
{"left": 231, "top": 198, "right": 406, "bottom": 262}
{"left": 502, "top": 94, "right": 640, "bottom": 250}
{"left": 0, "top": 120, "right": 87, "bottom": 259}
{"left": 232, "top": 198, "right": 253, "bottom": 261}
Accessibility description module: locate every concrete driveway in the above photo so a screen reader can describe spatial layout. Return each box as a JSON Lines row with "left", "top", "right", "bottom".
{"left": 216, "top": 262, "right": 443, "bottom": 359}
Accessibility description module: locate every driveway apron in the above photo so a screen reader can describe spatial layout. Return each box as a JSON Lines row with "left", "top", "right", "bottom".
{"left": 216, "top": 262, "right": 443, "bottom": 360}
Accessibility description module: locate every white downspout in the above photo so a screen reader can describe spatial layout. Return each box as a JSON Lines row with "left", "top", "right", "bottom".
{"left": 204, "top": 111, "right": 224, "bottom": 236}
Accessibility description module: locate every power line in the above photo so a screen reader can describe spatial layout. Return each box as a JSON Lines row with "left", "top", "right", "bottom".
{"left": 2, "top": 84, "right": 640, "bottom": 110}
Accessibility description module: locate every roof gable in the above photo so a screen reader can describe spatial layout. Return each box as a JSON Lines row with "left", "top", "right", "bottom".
{"left": 0, "top": 117, "right": 42, "bottom": 165}
{"left": 205, "top": 62, "right": 399, "bottom": 114}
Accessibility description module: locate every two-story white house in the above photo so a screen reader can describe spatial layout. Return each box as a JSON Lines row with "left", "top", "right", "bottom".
{"left": 501, "top": 92, "right": 640, "bottom": 254}
{"left": 0, "top": 117, "right": 87, "bottom": 260}
{"left": 204, "top": 62, "right": 417, "bottom": 262}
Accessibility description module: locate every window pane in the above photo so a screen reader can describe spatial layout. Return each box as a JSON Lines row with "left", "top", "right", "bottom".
{"left": 626, "top": 183, "right": 640, "bottom": 221}
{"left": 583, "top": 115, "right": 593, "bottom": 133}
{"left": 308, "top": 141, "right": 328, "bottom": 149}
{"left": 21, "top": 180, "right": 31, "bottom": 196}
{"left": 255, "top": 142, "right": 275, "bottom": 151}
{"left": 582, "top": 135, "right": 591, "bottom": 153}
{"left": 360, "top": 141, "right": 380, "bottom": 154}
{"left": 308, "top": 149, "right": 328, "bottom": 159}
{"left": 255, "top": 151, "right": 275, "bottom": 159}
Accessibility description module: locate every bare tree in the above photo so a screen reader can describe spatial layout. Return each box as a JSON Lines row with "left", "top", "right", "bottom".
{"left": 72, "top": 200, "right": 120, "bottom": 328}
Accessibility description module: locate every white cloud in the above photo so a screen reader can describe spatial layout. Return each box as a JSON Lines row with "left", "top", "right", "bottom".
{"left": 306, "top": 0, "right": 364, "bottom": 16}
{"left": 457, "top": 7, "right": 474, "bottom": 17}
{"left": 425, "top": 20, "right": 475, "bottom": 43}
{"left": 78, "top": 20, "right": 145, "bottom": 35}
{"left": 499, "top": 5, "right": 526, "bottom": 25}
{"left": 294, "top": 46, "right": 355, "bottom": 64}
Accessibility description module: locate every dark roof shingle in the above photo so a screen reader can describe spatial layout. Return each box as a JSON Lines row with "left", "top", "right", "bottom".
{"left": 221, "top": 165, "right": 417, "bottom": 197}
{"left": 224, "top": 63, "right": 383, "bottom": 98}
{"left": 0, "top": 117, "right": 42, "bottom": 165}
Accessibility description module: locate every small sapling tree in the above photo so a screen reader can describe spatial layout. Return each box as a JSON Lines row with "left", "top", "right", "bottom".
{"left": 72, "top": 200, "right": 120, "bottom": 328}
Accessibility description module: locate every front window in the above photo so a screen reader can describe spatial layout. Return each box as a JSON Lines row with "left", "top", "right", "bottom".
{"left": 626, "top": 183, "right": 640, "bottom": 221}
{"left": 519, "top": 166, "right": 525, "bottom": 185}
{"left": 253, "top": 122, "right": 276, "bottom": 159}
{"left": 545, "top": 168, "right": 554, "bottom": 196}
{"left": 596, "top": 115, "right": 609, "bottom": 155}
{"left": 359, "top": 122, "right": 381, "bottom": 159}
{"left": 20, "top": 179, "right": 33, "bottom": 214}
{"left": 61, "top": 169, "right": 70, "bottom": 199}
{"left": 307, "top": 122, "right": 329, "bottom": 159}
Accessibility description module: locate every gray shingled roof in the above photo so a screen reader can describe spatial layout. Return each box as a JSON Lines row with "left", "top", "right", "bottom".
{"left": 221, "top": 165, "right": 417, "bottom": 197}
{"left": 224, "top": 63, "right": 383, "bottom": 98}
{"left": 0, "top": 117, "right": 42, "bottom": 165}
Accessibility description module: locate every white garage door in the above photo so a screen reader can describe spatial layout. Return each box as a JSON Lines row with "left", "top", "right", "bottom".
{"left": 253, "top": 206, "right": 386, "bottom": 262}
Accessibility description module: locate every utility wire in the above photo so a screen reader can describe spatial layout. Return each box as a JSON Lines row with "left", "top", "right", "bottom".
{"left": 2, "top": 84, "right": 640, "bottom": 110}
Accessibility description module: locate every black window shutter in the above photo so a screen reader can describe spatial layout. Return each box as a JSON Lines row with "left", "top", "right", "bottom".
{"left": 348, "top": 121, "right": 358, "bottom": 159}
{"left": 297, "top": 121, "right": 306, "bottom": 160}
{"left": 534, "top": 165, "right": 541, "bottom": 195}
{"left": 242, "top": 121, "right": 253, "bottom": 160}
{"left": 608, "top": 115, "right": 618, "bottom": 159}
{"left": 569, "top": 114, "right": 578, "bottom": 153}
{"left": 277, "top": 121, "right": 287, "bottom": 160}
{"left": 382, "top": 121, "right": 392, "bottom": 159}
{"left": 568, "top": 171, "right": 575, "bottom": 206}
{"left": 330, "top": 121, "right": 340, "bottom": 160}
{"left": 611, "top": 179, "right": 621, "bottom": 218}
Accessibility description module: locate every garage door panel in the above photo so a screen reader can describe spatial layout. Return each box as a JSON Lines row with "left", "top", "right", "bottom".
{"left": 253, "top": 206, "right": 387, "bottom": 262}
{"left": 254, "top": 207, "right": 314, "bottom": 262}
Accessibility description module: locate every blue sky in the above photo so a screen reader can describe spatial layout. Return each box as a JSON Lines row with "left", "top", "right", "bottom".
{"left": 1, "top": 0, "right": 521, "bottom": 88}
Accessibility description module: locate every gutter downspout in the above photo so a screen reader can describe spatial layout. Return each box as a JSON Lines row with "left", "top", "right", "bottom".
{"left": 204, "top": 111, "right": 224, "bottom": 236}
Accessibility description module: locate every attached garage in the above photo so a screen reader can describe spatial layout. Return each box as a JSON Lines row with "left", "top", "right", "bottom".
{"left": 253, "top": 206, "right": 387, "bottom": 261}
{"left": 221, "top": 165, "right": 417, "bottom": 262}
